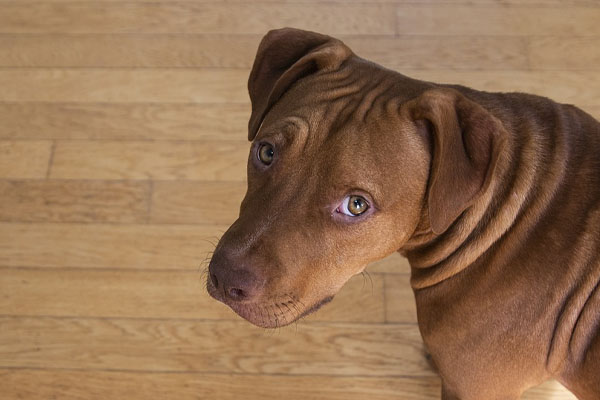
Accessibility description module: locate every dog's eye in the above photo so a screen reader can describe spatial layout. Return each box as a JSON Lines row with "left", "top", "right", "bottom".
{"left": 338, "top": 195, "right": 369, "bottom": 216}
{"left": 257, "top": 143, "right": 274, "bottom": 165}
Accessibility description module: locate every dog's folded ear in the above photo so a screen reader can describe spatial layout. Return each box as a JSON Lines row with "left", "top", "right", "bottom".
{"left": 247, "top": 28, "right": 353, "bottom": 140}
{"left": 407, "top": 89, "right": 507, "bottom": 235}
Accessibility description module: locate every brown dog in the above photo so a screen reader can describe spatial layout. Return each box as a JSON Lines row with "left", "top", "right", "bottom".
{"left": 207, "top": 28, "right": 600, "bottom": 399}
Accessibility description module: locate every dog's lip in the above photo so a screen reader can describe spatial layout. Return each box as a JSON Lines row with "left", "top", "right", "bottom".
{"left": 206, "top": 277, "right": 334, "bottom": 328}
{"left": 297, "top": 295, "right": 334, "bottom": 319}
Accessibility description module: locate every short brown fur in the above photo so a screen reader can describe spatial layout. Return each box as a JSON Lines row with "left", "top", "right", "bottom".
{"left": 208, "top": 28, "right": 600, "bottom": 399}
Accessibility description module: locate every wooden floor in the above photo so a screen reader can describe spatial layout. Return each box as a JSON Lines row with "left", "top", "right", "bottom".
{"left": 1, "top": 1, "right": 598, "bottom": 399}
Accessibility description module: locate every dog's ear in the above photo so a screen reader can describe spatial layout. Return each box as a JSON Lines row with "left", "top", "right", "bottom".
{"left": 407, "top": 89, "right": 507, "bottom": 235}
{"left": 247, "top": 28, "right": 353, "bottom": 140}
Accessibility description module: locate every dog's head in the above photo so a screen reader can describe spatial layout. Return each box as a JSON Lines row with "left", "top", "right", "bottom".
{"left": 208, "top": 28, "right": 506, "bottom": 328}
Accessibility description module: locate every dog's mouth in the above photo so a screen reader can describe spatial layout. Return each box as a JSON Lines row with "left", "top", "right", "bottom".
{"left": 206, "top": 278, "right": 333, "bottom": 329}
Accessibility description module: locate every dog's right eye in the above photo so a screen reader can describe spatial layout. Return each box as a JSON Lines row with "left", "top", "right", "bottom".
{"left": 257, "top": 143, "right": 275, "bottom": 165}
{"left": 337, "top": 195, "right": 369, "bottom": 217}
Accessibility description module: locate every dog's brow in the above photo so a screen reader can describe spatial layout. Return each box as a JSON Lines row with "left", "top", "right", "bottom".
{"left": 265, "top": 116, "right": 309, "bottom": 146}
{"left": 282, "top": 117, "right": 309, "bottom": 135}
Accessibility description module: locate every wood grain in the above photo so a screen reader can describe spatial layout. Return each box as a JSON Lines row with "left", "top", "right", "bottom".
{"left": 0, "top": 180, "right": 149, "bottom": 223}
{"left": 0, "top": 268, "right": 387, "bottom": 323}
{"left": 407, "top": 69, "right": 600, "bottom": 106}
{"left": 582, "top": 106, "right": 600, "bottom": 120}
{"left": 397, "top": 6, "right": 600, "bottom": 36}
{"left": 0, "top": 222, "right": 223, "bottom": 269}
{"left": 529, "top": 37, "right": 600, "bottom": 70}
{"left": 0, "top": 103, "right": 250, "bottom": 140}
{"left": 0, "top": 140, "right": 52, "bottom": 179}
{"left": 0, "top": 370, "right": 576, "bottom": 400}
{"left": 525, "top": 381, "right": 578, "bottom": 399}
{"left": 0, "top": 69, "right": 248, "bottom": 103}
{"left": 0, "top": 34, "right": 260, "bottom": 68}
{"left": 0, "top": 316, "right": 431, "bottom": 376}
{"left": 50, "top": 140, "right": 249, "bottom": 180}
{"left": 0, "top": 0, "right": 593, "bottom": 4}
{"left": 0, "top": 3, "right": 395, "bottom": 35}
{"left": 0, "top": 370, "right": 442, "bottom": 400}
{"left": 345, "top": 35, "right": 528, "bottom": 70}
{"left": 0, "top": 34, "right": 529, "bottom": 71}
{"left": 151, "top": 181, "right": 246, "bottom": 225}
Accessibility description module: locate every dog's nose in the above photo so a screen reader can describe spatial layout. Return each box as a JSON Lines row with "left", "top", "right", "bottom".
{"left": 209, "top": 263, "right": 264, "bottom": 302}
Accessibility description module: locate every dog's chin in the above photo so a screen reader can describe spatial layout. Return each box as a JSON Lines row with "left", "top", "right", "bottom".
{"left": 206, "top": 280, "right": 333, "bottom": 329}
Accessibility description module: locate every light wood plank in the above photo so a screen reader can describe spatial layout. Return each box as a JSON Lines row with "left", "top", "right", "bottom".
{"left": 0, "top": 140, "right": 52, "bottom": 179}
{"left": 279, "top": 0, "right": 594, "bottom": 4}
{"left": 316, "top": 0, "right": 591, "bottom": 4}
{"left": 0, "top": 370, "right": 441, "bottom": 400}
{"left": 384, "top": 274, "right": 418, "bottom": 324}
{"left": 0, "top": 222, "right": 222, "bottom": 269}
{"left": 0, "top": 0, "right": 594, "bottom": 4}
{"left": 0, "top": 370, "right": 576, "bottom": 400}
{"left": 529, "top": 37, "right": 600, "bottom": 70}
{"left": 0, "top": 34, "right": 528, "bottom": 71}
{"left": 50, "top": 140, "right": 248, "bottom": 181}
{"left": 0, "top": 3, "right": 395, "bottom": 35}
{"left": 346, "top": 35, "right": 528, "bottom": 70}
{"left": 0, "top": 268, "right": 218, "bottom": 319}
{"left": 0, "top": 103, "right": 249, "bottom": 140}
{"left": 267, "top": 0, "right": 590, "bottom": 4}
{"left": 524, "top": 381, "right": 578, "bottom": 399}
{"left": 0, "top": 269, "right": 386, "bottom": 323}
{"left": 151, "top": 181, "right": 246, "bottom": 225}
{"left": 397, "top": 6, "right": 600, "bottom": 36}
{"left": 407, "top": 69, "right": 600, "bottom": 106}
{"left": 0, "top": 69, "right": 247, "bottom": 103}
{"left": 0, "top": 180, "right": 149, "bottom": 223}
{"left": 0, "top": 316, "right": 431, "bottom": 376}
{"left": 0, "top": 34, "right": 259, "bottom": 68}
{"left": 582, "top": 106, "right": 600, "bottom": 120}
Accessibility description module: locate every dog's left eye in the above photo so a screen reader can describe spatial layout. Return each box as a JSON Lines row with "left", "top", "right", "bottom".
{"left": 257, "top": 143, "right": 275, "bottom": 165}
{"left": 337, "top": 195, "right": 369, "bottom": 217}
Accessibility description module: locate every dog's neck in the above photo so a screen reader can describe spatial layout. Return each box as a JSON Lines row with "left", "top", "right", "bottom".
{"left": 401, "top": 99, "right": 573, "bottom": 290}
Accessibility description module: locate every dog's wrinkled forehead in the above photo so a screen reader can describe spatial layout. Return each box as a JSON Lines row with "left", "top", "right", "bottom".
{"left": 254, "top": 71, "right": 383, "bottom": 148}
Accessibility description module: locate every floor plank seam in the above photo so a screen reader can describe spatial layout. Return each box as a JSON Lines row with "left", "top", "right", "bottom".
{"left": 0, "top": 313, "right": 418, "bottom": 326}
{"left": 44, "top": 140, "right": 56, "bottom": 179}
{"left": 0, "top": 365, "right": 436, "bottom": 380}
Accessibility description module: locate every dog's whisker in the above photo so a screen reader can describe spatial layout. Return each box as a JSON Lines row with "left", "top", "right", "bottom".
{"left": 198, "top": 256, "right": 212, "bottom": 271}
{"left": 200, "top": 236, "right": 221, "bottom": 246}
{"left": 361, "top": 270, "right": 374, "bottom": 294}
{"left": 275, "top": 303, "right": 288, "bottom": 326}
{"left": 197, "top": 248, "right": 216, "bottom": 273}
{"left": 271, "top": 304, "right": 281, "bottom": 333}
{"left": 282, "top": 302, "right": 294, "bottom": 319}
{"left": 287, "top": 294, "right": 302, "bottom": 321}
{"left": 281, "top": 301, "right": 299, "bottom": 332}
{"left": 262, "top": 305, "right": 269, "bottom": 329}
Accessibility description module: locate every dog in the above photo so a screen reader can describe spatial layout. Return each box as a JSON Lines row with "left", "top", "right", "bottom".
{"left": 207, "top": 28, "right": 600, "bottom": 399}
